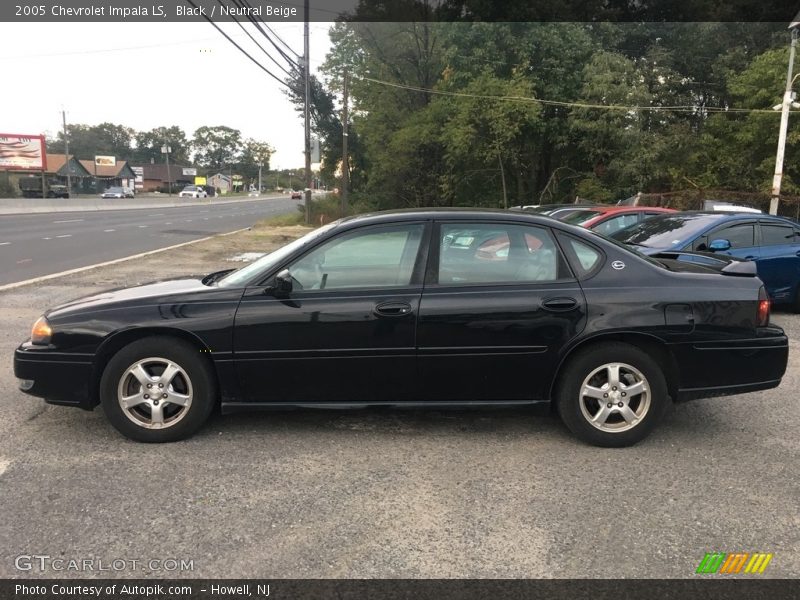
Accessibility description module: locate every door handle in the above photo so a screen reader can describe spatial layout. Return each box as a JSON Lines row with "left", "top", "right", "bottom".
{"left": 795, "top": 250, "right": 800, "bottom": 257}
{"left": 374, "top": 301, "right": 413, "bottom": 317}
{"left": 542, "top": 297, "right": 578, "bottom": 312}
{"left": 744, "top": 255, "right": 756, "bottom": 261}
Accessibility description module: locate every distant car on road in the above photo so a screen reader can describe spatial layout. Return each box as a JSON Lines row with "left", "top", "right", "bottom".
{"left": 291, "top": 190, "right": 302, "bottom": 200}
{"left": 611, "top": 211, "right": 800, "bottom": 310}
{"left": 100, "top": 186, "right": 133, "bottom": 199}
{"left": 560, "top": 206, "right": 676, "bottom": 236}
{"left": 179, "top": 185, "right": 208, "bottom": 199}
{"left": 14, "top": 209, "right": 788, "bottom": 447}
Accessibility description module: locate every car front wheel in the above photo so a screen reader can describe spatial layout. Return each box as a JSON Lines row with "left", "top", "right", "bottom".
{"left": 556, "top": 342, "right": 669, "bottom": 447}
{"left": 100, "top": 337, "right": 216, "bottom": 442}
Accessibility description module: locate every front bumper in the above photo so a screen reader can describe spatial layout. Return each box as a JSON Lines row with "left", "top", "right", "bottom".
{"left": 14, "top": 342, "right": 95, "bottom": 410}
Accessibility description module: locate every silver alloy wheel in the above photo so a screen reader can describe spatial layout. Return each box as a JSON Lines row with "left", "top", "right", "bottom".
{"left": 578, "top": 362, "right": 651, "bottom": 433}
{"left": 117, "top": 357, "right": 193, "bottom": 430}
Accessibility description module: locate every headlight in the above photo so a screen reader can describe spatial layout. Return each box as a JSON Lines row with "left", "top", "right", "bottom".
{"left": 31, "top": 316, "right": 52, "bottom": 345}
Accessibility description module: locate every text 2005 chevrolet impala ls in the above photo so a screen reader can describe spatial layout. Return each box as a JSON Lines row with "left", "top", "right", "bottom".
{"left": 14, "top": 209, "right": 788, "bottom": 446}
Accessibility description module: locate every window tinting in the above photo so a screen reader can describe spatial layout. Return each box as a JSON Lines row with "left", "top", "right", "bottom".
{"left": 709, "top": 223, "right": 754, "bottom": 249}
{"left": 288, "top": 224, "right": 424, "bottom": 290}
{"left": 761, "top": 224, "right": 797, "bottom": 246}
{"left": 566, "top": 238, "right": 602, "bottom": 275}
{"left": 438, "top": 223, "right": 562, "bottom": 284}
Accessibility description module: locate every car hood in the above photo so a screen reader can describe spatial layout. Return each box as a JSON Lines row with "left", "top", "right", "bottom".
{"left": 46, "top": 277, "right": 212, "bottom": 318}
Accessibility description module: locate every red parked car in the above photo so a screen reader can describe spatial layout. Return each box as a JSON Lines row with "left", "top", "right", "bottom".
{"left": 559, "top": 206, "right": 676, "bottom": 236}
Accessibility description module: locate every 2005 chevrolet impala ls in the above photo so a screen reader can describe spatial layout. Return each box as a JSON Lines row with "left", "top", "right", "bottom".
{"left": 14, "top": 209, "right": 788, "bottom": 446}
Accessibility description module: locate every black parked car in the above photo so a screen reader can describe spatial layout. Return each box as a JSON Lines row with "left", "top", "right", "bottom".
{"left": 14, "top": 210, "right": 788, "bottom": 446}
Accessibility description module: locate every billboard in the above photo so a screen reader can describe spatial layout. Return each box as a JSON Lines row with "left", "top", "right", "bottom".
{"left": 194, "top": 176, "right": 207, "bottom": 185}
{"left": 182, "top": 168, "right": 197, "bottom": 176}
{"left": 95, "top": 155, "right": 116, "bottom": 166}
{"left": 0, "top": 133, "right": 46, "bottom": 171}
{"left": 132, "top": 166, "right": 144, "bottom": 189}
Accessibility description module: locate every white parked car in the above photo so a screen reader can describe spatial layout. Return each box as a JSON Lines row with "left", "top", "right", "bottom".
{"left": 179, "top": 185, "right": 207, "bottom": 199}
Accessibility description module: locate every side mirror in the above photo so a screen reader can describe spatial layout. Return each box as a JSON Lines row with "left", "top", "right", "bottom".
{"left": 708, "top": 238, "right": 732, "bottom": 252}
{"left": 273, "top": 269, "right": 293, "bottom": 295}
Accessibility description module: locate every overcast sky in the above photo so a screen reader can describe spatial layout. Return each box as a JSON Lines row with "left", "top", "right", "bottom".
{"left": 0, "top": 22, "right": 333, "bottom": 169}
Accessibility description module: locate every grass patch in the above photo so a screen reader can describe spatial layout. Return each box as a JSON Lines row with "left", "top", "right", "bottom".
{"left": 258, "top": 212, "right": 305, "bottom": 227}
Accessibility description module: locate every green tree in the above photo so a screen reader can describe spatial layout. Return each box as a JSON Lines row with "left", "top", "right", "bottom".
{"left": 134, "top": 126, "right": 190, "bottom": 165}
{"left": 191, "top": 126, "right": 242, "bottom": 172}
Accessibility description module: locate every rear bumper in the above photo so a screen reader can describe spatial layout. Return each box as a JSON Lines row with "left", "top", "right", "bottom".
{"left": 670, "top": 329, "right": 789, "bottom": 402}
{"left": 14, "top": 343, "right": 95, "bottom": 410}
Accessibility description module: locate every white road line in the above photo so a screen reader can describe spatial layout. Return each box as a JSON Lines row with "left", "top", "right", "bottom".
{"left": 56, "top": 234, "right": 72, "bottom": 238}
{"left": 149, "top": 213, "right": 165, "bottom": 216}
{"left": 42, "top": 237, "right": 51, "bottom": 240}
{"left": 165, "top": 222, "right": 172, "bottom": 225}
{"left": 103, "top": 229, "right": 115, "bottom": 232}
{"left": 185, "top": 219, "right": 193, "bottom": 222}
{"left": 0, "top": 228, "right": 251, "bottom": 292}
{"left": 53, "top": 219, "right": 83, "bottom": 223}
{"left": 138, "top": 225, "right": 148, "bottom": 228}
{"left": 0, "top": 242, "right": 10, "bottom": 246}
{"left": 0, "top": 457, "right": 10, "bottom": 477}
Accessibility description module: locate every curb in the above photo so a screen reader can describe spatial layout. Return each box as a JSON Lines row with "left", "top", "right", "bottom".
{"left": 0, "top": 227, "right": 251, "bottom": 293}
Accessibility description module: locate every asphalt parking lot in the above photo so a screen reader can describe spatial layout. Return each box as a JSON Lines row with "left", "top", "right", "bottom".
{"left": 0, "top": 226, "right": 798, "bottom": 579}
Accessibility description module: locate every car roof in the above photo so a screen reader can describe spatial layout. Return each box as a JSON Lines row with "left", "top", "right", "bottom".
{"left": 336, "top": 207, "right": 577, "bottom": 228}
{"left": 647, "top": 210, "right": 794, "bottom": 222}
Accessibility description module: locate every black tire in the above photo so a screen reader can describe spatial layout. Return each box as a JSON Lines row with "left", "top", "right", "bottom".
{"left": 100, "top": 336, "right": 216, "bottom": 442}
{"left": 556, "top": 342, "right": 669, "bottom": 447}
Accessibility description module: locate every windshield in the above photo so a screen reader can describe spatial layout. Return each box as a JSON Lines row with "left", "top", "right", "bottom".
{"left": 182, "top": 186, "right": 196, "bottom": 191}
{"left": 562, "top": 209, "right": 604, "bottom": 225}
{"left": 610, "top": 213, "right": 720, "bottom": 248}
{"left": 217, "top": 221, "right": 339, "bottom": 287}
{"left": 106, "top": 187, "right": 123, "bottom": 192}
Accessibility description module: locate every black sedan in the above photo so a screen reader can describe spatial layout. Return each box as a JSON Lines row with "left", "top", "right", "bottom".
{"left": 14, "top": 209, "right": 788, "bottom": 446}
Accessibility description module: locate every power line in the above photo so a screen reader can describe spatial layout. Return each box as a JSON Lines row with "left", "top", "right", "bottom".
{"left": 358, "top": 75, "right": 795, "bottom": 114}
{"left": 185, "top": 0, "right": 290, "bottom": 88}
{"left": 234, "top": 0, "right": 301, "bottom": 69}
{"left": 216, "top": 0, "right": 293, "bottom": 77}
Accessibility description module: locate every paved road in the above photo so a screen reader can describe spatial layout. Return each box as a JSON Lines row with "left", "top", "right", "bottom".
{"left": 0, "top": 196, "right": 300, "bottom": 285}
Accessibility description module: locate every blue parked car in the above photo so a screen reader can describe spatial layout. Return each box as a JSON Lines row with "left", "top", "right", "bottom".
{"left": 611, "top": 211, "right": 800, "bottom": 310}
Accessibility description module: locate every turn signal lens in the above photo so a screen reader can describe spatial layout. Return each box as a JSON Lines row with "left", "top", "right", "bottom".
{"left": 31, "top": 316, "right": 52, "bottom": 345}
{"left": 757, "top": 287, "right": 770, "bottom": 327}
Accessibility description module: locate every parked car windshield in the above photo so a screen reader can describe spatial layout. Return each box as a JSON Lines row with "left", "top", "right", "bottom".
{"left": 610, "top": 213, "right": 721, "bottom": 248}
{"left": 217, "top": 221, "right": 339, "bottom": 287}
{"left": 182, "top": 186, "right": 197, "bottom": 191}
{"left": 105, "top": 187, "right": 123, "bottom": 193}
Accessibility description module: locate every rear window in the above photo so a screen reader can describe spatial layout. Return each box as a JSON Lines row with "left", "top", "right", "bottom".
{"left": 562, "top": 210, "right": 604, "bottom": 225}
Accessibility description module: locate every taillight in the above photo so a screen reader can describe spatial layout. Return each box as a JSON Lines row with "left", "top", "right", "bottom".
{"left": 757, "top": 286, "right": 770, "bottom": 327}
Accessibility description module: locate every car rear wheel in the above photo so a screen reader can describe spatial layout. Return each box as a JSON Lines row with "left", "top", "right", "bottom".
{"left": 100, "top": 337, "right": 215, "bottom": 442}
{"left": 556, "top": 343, "right": 669, "bottom": 447}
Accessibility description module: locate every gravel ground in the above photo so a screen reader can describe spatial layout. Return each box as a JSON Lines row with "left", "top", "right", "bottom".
{"left": 0, "top": 226, "right": 798, "bottom": 579}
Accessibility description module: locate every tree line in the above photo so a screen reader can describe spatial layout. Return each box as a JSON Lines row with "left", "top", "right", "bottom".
{"left": 286, "top": 18, "right": 799, "bottom": 211}
{"left": 47, "top": 124, "right": 273, "bottom": 181}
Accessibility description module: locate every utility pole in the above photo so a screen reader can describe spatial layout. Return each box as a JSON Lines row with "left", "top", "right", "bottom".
{"left": 62, "top": 109, "right": 72, "bottom": 198}
{"left": 303, "top": 0, "right": 312, "bottom": 224}
{"left": 162, "top": 144, "right": 172, "bottom": 196}
{"left": 342, "top": 67, "right": 349, "bottom": 216}
{"left": 258, "top": 161, "right": 262, "bottom": 195}
{"left": 771, "top": 23, "right": 800, "bottom": 215}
